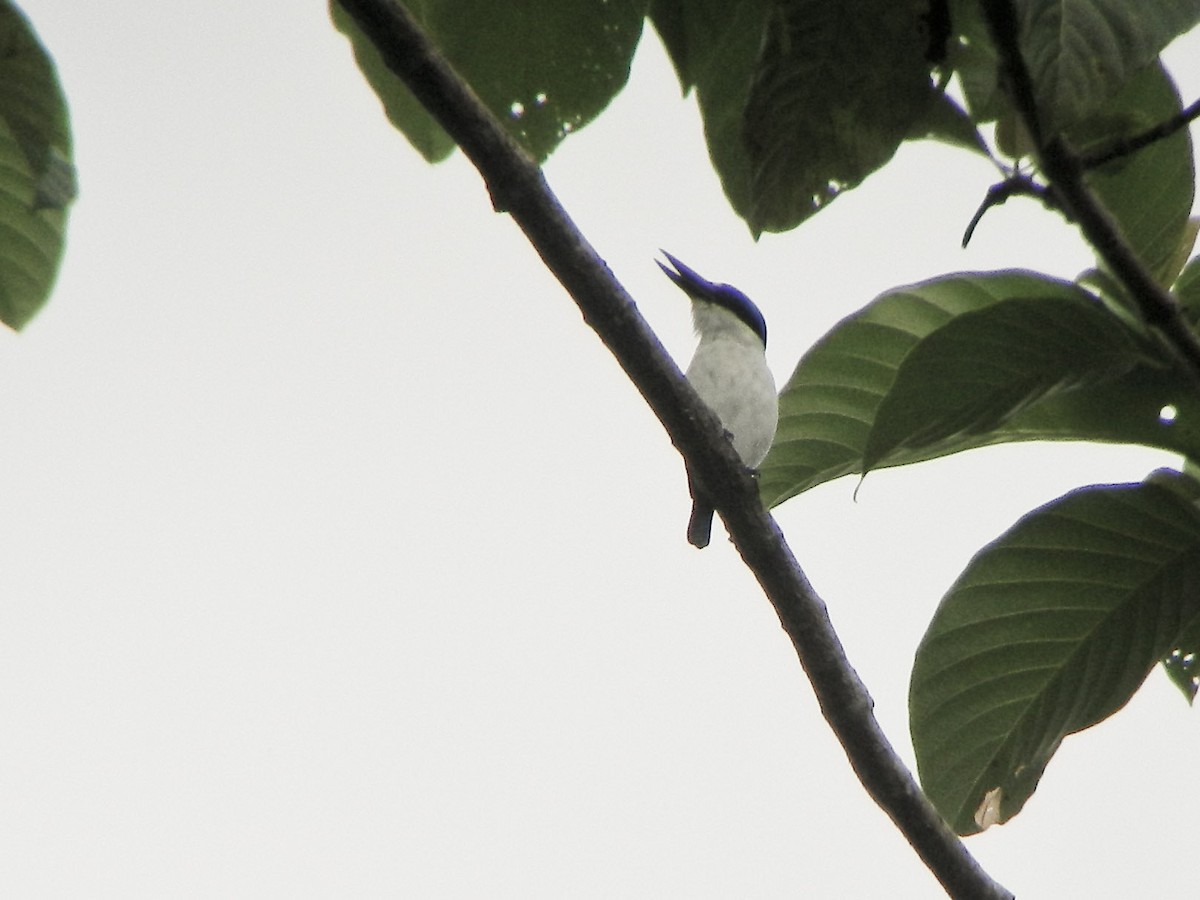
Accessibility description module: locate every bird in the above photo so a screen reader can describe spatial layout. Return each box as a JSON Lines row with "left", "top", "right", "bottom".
{"left": 658, "top": 251, "right": 778, "bottom": 548}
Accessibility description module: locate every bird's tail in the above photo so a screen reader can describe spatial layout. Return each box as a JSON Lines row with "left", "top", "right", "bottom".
{"left": 686, "top": 468, "right": 714, "bottom": 548}
{"left": 687, "top": 498, "right": 714, "bottom": 548}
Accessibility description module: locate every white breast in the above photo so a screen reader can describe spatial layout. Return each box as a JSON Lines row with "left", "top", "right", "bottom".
{"left": 686, "top": 305, "right": 778, "bottom": 468}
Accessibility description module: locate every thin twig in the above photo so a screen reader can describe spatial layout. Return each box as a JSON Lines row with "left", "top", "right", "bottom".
{"left": 979, "top": 0, "right": 1200, "bottom": 384}
{"left": 969, "top": 93, "right": 1200, "bottom": 244}
{"left": 962, "top": 170, "right": 1056, "bottom": 247}
{"left": 333, "top": 2, "right": 1014, "bottom": 898}
{"left": 1082, "top": 96, "right": 1200, "bottom": 169}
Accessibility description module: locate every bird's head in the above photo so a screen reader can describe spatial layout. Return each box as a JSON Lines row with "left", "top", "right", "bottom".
{"left": 657, "top": 251, "right": 767, "bottom": 347}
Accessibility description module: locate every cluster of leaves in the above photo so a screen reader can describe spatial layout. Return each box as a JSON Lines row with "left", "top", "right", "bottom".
{"left": 756, "top": 0, "right": 1200, "bottom": 836}
{"left": 0, "top": 0, "right": 74, "bottom": 331}
{"left": 333, "top": 1, "right": 1200, "bottom": 838}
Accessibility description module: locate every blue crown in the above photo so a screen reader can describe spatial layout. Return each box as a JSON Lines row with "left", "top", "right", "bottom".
{"left": 658, "top": 251, "right": 767, "bottom": 347}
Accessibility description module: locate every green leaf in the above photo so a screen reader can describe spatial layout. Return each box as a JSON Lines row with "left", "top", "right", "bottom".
{"left": 1002, "top": 364, "right": 1200, "bottom": 458}
{"left": 0, "top": 0, "right": 74, "bottom": 330}
{"left": 742, "top": 0, "right": 936, "bottom": 233}
{"left": 1164, "top": 625, "right": 1200, "bottom": 703}
{"left": 758, "top": 271, "right": 1200, "bottom": 508}
{"left": 1154, "top": 467, "right": 1200, "bottom": 704}
{"left": 1016, "top": 0, "right": 1200, "bottom": 133}
{"left": 1077, "top": 63, "right": 1194, "bottom": 286}
{"left": 1163, "top": 567, "right": 1200, "bottom": 705}
{"left": 647, "top": 0, "right": 687, "bottom": 86}
{"left": 330, "top": 2, "right": 455, "bottom": 162}
{"left": 1175, "top": 253, "right": 1200, "bottom": 325}
{"left": 862, "top": 291, "right": 1147, "bottom": 473}
{"left": 650, "top": 0, "right": 771, "bottom": 226}
{"left": 762, "top": 272, "right": 1016, "bottom": 506}
{"left": 907, "top": 91, "right": 990, "bottom": 157}
{"left": 948, "top": 0, "right": 1007, "bottom": 124}
{"left": 331, "top": 0, "right": 647, "bottom": 163}
{"left": 1163, "top": 218, "right": 1200, "bottom": 292}
{"left": 909, "top": 478, "right": 1200, "bottom": 834}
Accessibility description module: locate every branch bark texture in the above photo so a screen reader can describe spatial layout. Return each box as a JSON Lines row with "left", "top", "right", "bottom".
{"left": 333, "top": 2, "right": 1014, "bottom": 897}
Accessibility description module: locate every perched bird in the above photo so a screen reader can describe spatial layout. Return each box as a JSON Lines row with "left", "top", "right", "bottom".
{"left": 658, "top": 251, "right": 778, "bottom": 548}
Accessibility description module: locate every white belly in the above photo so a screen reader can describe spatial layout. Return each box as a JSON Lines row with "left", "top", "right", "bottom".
{"left": 686, "top": 339, "right": 778, "bottom": 468}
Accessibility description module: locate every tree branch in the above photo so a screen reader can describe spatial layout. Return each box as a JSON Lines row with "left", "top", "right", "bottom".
{"left": 332, "top": 2, "right": 1013, "bottom": 897}
{"left": 980, "top": 0, "right": 1200, "bottom": 383}
{"left": 1082, "top": 96, "right": 1200, "bottom": 169}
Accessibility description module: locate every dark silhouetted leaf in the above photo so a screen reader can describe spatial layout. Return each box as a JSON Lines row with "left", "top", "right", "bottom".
{"left": 331, "top": 0, "right": 646, "bottom": 163}
{"left": 0, "top": 0, "right": 74, "bottom": 330}
{"left": 651, "top": 0, "right": 771, "bottom": 223}
{"left": 330, "top": 3, "right": 455, "bottom": 162}
{"left": 1164, "top": 617, "right": 1200, "bottom": 703}
{"left": 949, "top": 0, "right": 1007, "bottom": 123}
{"left": 910, "top": 478, "right": 1200, "bottom": 834}
{"left": 742, "top": 0, "right": 935, "bottom": 232}
{"left": 908, "top": 92, "right": 990, "bottom": 156}
{"left": 1175, "top": 254, "right": 1200, "bottom": 325}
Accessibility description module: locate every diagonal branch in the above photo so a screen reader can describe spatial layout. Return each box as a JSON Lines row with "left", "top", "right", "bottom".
{"left": 980, "top": 0, "right": 1200, "bottom": 385}
{"left": 332, "top": 1, "right": 1013, "bottom": 898}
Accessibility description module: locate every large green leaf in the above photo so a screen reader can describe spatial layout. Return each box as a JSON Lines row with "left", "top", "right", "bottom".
{"left": 1078, "top": 62, "right": 1194, "bottom": 286}
{"left": 1016, "top": 0, "right": 1200, "bottom": 133}
{"left": 741, "top": 0, "right": 936, "bottom": 233}
{"left": 909, "top": 478, "right": 1200, "bottom": 835}
{"left": 948, "top": 0, "right": 1008, "bottom": 124}
{"left": 762, "top": 272, "right": 1016, "bottom": 506}
{"left": 331, "top": 0, "right": 647, "bottom": 163}
{"left": 759, "top": 271, "right": 1200, "bottom": 508}
{"left": 650, "top": 0, "right": 771, "bottom": 224}
{"left": 1158, "top": 466, "right": 1200, "bottom": 704}
{"left": 862, "top": 291, "right": 1148, "bottom": 472}
{"left": 0, "top": 0, "right": 74, "bottom": 331}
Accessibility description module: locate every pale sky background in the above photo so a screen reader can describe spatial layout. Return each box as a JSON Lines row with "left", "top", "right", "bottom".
{"left": 1, "top": 2, "right": 1198, "bottom": 897}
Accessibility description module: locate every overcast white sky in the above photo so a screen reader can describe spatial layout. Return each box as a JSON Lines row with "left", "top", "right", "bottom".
{"left": 1, "top": 2, "right": 1198, "bottom": 897}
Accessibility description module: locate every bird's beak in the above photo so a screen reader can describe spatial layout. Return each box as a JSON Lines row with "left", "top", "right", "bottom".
{"left": 658, "top": 250, "right": 715, "bottom": 300}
